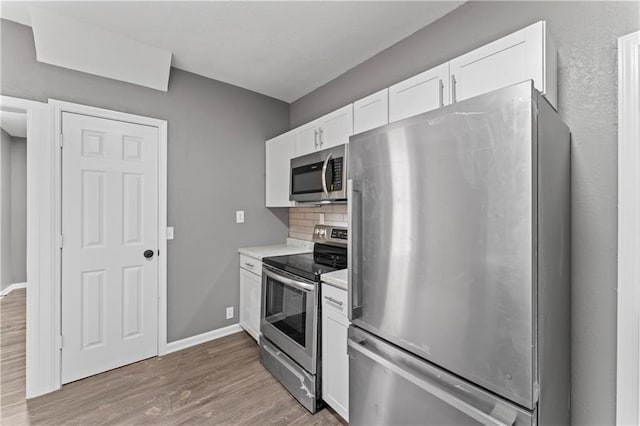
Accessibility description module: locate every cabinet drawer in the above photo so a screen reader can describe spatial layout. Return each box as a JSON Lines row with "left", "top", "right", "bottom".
{"left": 322, "top": 283, "right": 348, "bottom": 318}
{"left": 240, "top": 254, "right": 261, "bottom": 275}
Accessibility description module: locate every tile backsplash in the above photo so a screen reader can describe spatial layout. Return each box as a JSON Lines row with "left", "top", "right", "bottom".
{"left": 289, "top": 204, "right": 348, "bottom": 241}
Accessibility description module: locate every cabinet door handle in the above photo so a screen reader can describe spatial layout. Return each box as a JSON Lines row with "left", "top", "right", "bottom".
{"left": 439, "top": 79, "right": 444, "bottom": 107}
{"left": 451, "top": 74, "right": 457, "bottom": 103}
{"left": 319, "top": 128, "right": 324, "bottom": 147}
{"left": 324, "top": 296, "right": 344, "bottom": 306}
{"left": 314, "top": 129, "right": 319, "bottom": 149}
{"left": 245, "top": 262, "right": 255, "bottom": 268}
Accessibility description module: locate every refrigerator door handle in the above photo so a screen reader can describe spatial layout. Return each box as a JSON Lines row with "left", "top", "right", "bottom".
{"left": 348, "top": 179, "right": 363, "bottom": 320}
{"left": 348, "top": 338, "right": 516, "bottom": 426}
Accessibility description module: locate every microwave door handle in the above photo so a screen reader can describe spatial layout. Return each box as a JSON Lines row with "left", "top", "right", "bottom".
{"left": 321, "top": 153, "right": 333, "bottom": 196}
{"left": 263, "top": 267, "right": 315, "bottom": 292}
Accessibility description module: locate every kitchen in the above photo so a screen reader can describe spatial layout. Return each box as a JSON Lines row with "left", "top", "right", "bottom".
{"left": 0, "top": 2, "right": 638, "bottom": 425}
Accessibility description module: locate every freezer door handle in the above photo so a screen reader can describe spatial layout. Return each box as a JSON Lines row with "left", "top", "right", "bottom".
{"left": 348, "top": 338, "right": 516, "bottom": 426}
{"left": 348, "top": 179, "right": 363, "bottom": 320}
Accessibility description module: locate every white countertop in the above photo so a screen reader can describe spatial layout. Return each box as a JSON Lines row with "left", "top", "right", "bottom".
{"left": 321, "top": 269, "right": 348, "bottom": 291}
{"left": 238, "top": 238, "right": 313, "bottom": 260}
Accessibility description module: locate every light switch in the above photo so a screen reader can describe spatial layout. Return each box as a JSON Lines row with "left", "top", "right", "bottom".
{"left": 166, "top": 227, "right": 174, "bottom": 240}
{"left": 236, "top": 210, "right": 245, "bottom": 223}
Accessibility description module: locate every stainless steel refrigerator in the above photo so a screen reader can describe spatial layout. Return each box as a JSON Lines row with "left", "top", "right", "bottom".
{"left": 347, "top": 81, "right": 570, "bottom": 425}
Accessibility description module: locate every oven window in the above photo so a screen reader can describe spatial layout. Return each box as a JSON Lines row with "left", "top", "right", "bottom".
{"left": 291, "top": 163, "right": 323, "bottom": 194}
{"left": 265, "top": 275, "right": 307, "bottom": 347}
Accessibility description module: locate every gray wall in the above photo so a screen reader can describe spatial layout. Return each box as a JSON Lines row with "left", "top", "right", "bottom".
{"left": 10, "top": 136, "right": 26, "bottom": 284}
{"left": 0, "top": 19, "right": 290, "bottom": 341}
{"left": 290, "top": 2, "right": 639, "bottom": 424}
{"left": 1, "top": 129, "right": 11, "bottom": 291}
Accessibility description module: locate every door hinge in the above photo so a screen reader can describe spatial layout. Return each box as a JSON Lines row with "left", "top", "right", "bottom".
{"left": 58, "top": 335, "right": 63, "bottom": 350}
{"left": 57, "top": 234, "right": 64, "bottom": 248}
{"left": 59, "top": 133, "right": 64, "bottom": 148}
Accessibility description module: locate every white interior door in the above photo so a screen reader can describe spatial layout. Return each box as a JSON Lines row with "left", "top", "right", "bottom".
{"left": 61, "top": 112, "right": 159, "bottom": 384}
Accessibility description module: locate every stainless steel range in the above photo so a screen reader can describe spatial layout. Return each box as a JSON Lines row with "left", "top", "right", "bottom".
{"left": 260, "top": 225, "right": 347, "bottom": 413}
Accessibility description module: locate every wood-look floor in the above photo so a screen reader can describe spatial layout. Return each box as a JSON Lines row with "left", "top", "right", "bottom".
{"left": 1, "top": 289, "right": 345, "bottom": 425}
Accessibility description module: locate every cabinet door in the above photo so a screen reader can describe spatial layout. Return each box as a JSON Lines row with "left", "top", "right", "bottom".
{"left": 240, "top": 267, "right": 262, "bottom": 342}
{"left": 265, "top": 131, "right": 296, "bottom": 207}
{"left": 322, "top": 285, "right": 349, "bottom": 421}
{"left": 389, "top": 63, "right": 449, "bottom": 123}
{"left": 295, "top": 122, "right": 319, "bottom": 157}
{"left": 354, "top": 88, "right": 389, "bottom": 134}
{"left": 318, "top": 104, "right": 353, "bottom": 149}
{"left": 450, "top": 21, "right": 553, "bottom": 106}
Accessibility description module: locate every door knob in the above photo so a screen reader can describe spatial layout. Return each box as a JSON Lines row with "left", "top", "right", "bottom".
{"left": 144, "top": 250, "right": 154, "bottom": 259}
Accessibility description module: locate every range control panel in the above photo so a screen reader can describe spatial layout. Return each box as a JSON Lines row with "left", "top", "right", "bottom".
{"left": 331, "top": 228, "right": 348, "bottom": 240}
{"left": 313, "top": 225, "right": 348, "bottom": 247}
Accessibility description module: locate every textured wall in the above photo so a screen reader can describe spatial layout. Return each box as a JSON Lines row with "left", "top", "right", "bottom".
{"left": 10, "top": 137, "right": 26, "bottom": 284}
{"left": 0, "top": 19, "right": 291, "bottom": 342}
{"left": 290, "top": 2, "right": 639, "bottom": 423}
{"left": 0, "top": 129, "right": 11, "bottom": 291}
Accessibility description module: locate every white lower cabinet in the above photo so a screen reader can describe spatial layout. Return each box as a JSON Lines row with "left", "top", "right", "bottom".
{"left": 240, "top": 259, "right": 262, "bottom": 342}
{"left": 321, "top": 283, "right": 349, "bottom": 421}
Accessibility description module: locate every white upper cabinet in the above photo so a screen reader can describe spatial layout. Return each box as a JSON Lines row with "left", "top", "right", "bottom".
{"left": 296, "top": 104, "right": 353, "bottom": 157}
{"left": 389, "top": 63, "right": 450, "bottom": 123}
{"left": 354, "top": 88, "right": 389, "bottom": 134}
{"left": 317, "top": 104, "right": 353, "bottom": 149}
{"left": 295, "top": 122, "right": 320, "bottom": 156}
{"left": 265, "top": 20, "right": 558, "bottom": 207}
{"left": 449, "top": 21, "right": 557, "bottom": 108}
{"left": 265, "top": 130, "right": 296, "bottom": 207}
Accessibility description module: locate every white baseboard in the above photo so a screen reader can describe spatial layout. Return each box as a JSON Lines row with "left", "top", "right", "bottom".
{"left": 165, "top": 323, "right": 243, "bottom": 354}
{"left": 0, "top": 282, "right": 27, "bottom": 297}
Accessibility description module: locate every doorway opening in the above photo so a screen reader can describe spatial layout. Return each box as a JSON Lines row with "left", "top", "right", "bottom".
{"left": 0, "top": 110, "right": 27, "bottom": 297}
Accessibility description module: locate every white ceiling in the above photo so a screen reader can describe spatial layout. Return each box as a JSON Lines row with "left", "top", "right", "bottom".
{"left": 0, "top": 1, "right": 464, "bottom": 102}
{"left": 0, "top": 111, "right": 27, "bottom": 138}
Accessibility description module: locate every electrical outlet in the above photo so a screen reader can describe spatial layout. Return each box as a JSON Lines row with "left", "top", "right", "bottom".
{"left": 226, "top": 306, "right": 234, "bottom": 319}
{"left": 319, "top": 213, "right": 325, "bottom": 224}
{"left": 236, "top": 210, "right": 245, "bottom": 223}
{"left": 166, "top": 227, "right": 174, "bottom": 240}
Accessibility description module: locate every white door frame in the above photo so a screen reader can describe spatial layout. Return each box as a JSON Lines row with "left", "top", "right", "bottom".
{"left": 616, "top": 31, "right": 640, "bottom": 425}
{"left": 50, "top": 100, "right": 168, "bottom": 393}
{"left": 1, "top": 95, "right": 53, "bottom": 398}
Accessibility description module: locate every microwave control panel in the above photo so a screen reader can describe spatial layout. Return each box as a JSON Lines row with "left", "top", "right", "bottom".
{"left": 330, "top": 158, "right": 343, "bottom": 192}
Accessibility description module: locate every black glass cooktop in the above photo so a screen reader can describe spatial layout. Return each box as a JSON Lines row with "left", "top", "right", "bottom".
{"left": 263, "top": 243, "right": 347, "bottom": 282}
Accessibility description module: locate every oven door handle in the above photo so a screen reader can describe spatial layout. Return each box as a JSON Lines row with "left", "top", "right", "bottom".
{"left": 263, "top": 267, "right": 315, "bottom": 292}
{"left": 321, "top": 153, "right": 333, "bottom": 196}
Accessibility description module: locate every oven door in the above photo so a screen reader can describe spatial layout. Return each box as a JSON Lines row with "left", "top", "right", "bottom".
{"left": 261, "top": 265, "right": 318, "bottom": 374}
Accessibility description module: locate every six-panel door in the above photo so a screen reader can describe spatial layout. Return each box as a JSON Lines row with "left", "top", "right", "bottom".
{"left": 61, "top": 112, "right": 159, "bottom": 384}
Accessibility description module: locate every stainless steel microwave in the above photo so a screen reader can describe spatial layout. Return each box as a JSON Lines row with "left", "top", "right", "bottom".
{"left": 290, "top": 144, "right": 348, "bottom": 203}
